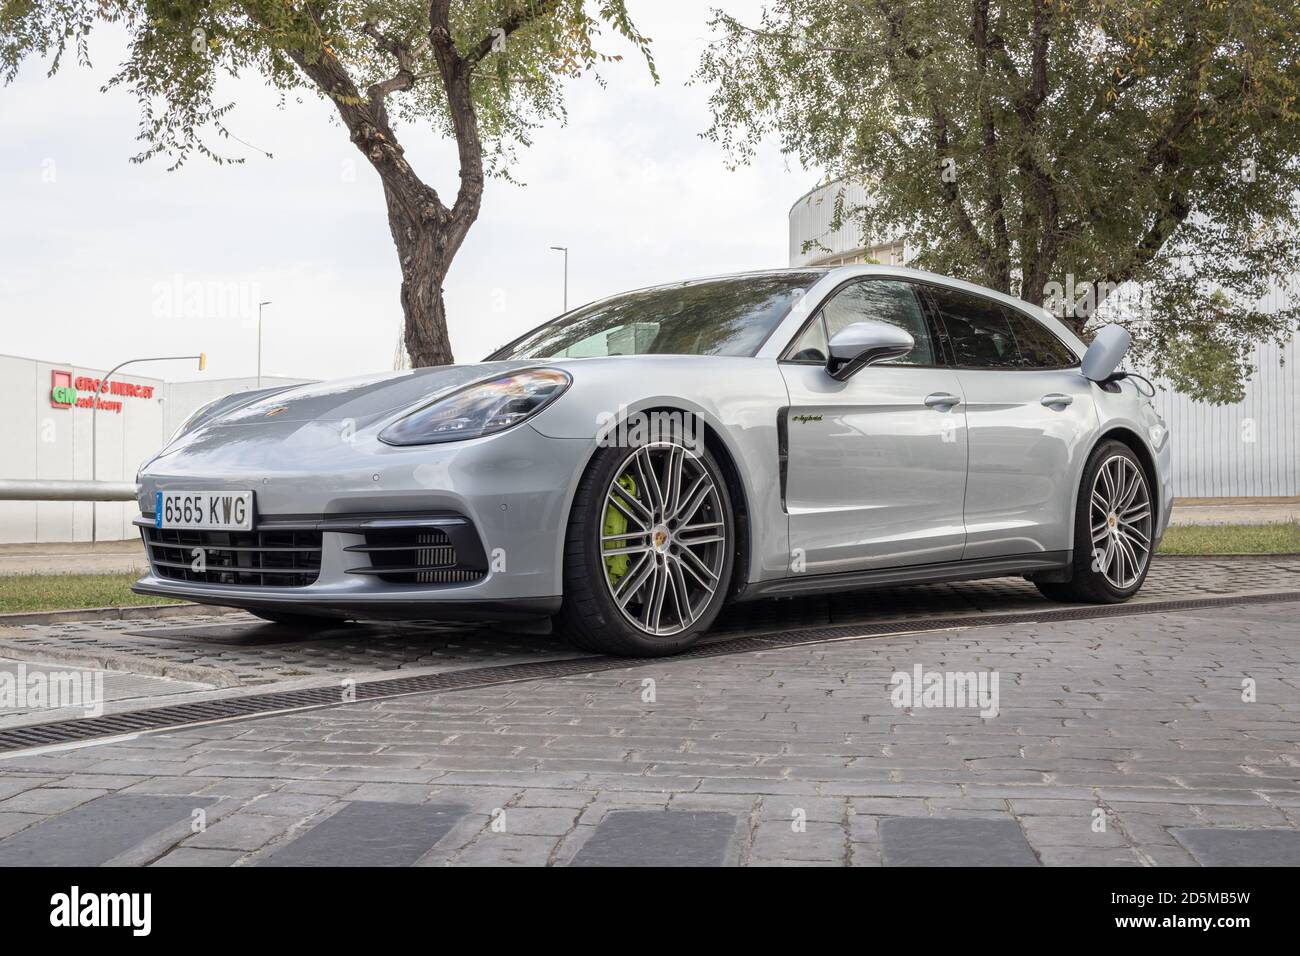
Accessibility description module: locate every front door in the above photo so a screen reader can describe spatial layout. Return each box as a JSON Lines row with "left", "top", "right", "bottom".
{"left": 779, "top": 278, "right": 968, "bottom": 574}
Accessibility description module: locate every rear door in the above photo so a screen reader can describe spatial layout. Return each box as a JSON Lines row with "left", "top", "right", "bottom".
{"left": 779, "top": 278, "right": 968, "bottom": 574}
{"left": 923, "top": 284, "right": 1096, "bottom": 560}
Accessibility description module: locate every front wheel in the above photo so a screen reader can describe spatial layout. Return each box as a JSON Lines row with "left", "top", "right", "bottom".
{"left": 1036, "top": 439, "right": 1155, "bottom": 604}
{"left": 557, "top": 436, "right": 735, "bottom": 656}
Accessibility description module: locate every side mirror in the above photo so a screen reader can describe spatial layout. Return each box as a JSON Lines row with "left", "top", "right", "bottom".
{"left": 1081, "top": 323, "right": 1130, "bottom": 382}
{"left": 827, "top": 321, "right": 914, "bottom": 381}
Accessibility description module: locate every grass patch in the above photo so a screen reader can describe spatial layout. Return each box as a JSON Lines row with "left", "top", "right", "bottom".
{"left": 0, "top": 573, "right": 183, "bottom": 614}
{"left": 1158, "top": 522, "right": 1300, "bottom": 555}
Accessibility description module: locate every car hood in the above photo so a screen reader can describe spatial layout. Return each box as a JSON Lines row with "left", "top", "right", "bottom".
{"left": 208, "top": 361, "right": 543, "bottom": 427}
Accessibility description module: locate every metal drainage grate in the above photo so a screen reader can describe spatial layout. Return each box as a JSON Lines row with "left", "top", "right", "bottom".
{"left": 0, "top": 589, "right": 1296, "bottom": 754}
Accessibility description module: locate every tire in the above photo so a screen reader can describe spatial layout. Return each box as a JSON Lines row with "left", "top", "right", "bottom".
{"left": 1036, "top": 439, "right": 1155, "bottom": 604}
{"left": 557, "top": 433, "right": 735, "bottom": 657}
{"left": 247, "top": 609, "right": 345, "bottom": 628}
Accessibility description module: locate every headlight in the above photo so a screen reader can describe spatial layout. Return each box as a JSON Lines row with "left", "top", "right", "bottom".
{"left": 379, "top": 369, "right": 572, "bottom": 446}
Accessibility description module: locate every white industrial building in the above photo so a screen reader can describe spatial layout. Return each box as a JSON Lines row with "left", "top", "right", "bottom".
{"left": 790, "top": 179, "right": 1300, "bottom": 499}
{"left": 0, "top": 352, "right": 308, "bottom": 544}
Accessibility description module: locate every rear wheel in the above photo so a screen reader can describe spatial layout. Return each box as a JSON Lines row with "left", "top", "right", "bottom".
{"left": 1036, "top": 440, "right": 1154, "bottom": 604}
{"left": 557, "top": 436, "right": 734, "bottom": 656}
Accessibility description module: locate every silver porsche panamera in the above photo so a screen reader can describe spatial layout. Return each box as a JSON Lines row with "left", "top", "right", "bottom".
{"left": 133, "top": 265, "right": 1173, "bottom": 656}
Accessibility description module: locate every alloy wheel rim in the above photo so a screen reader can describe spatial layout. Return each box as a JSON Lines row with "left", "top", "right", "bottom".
{"left": 1090, "top": 455, "right": 1152, "bottom": 590}
{"left": 600, "top": 441, "right": 726, "bottom": 636}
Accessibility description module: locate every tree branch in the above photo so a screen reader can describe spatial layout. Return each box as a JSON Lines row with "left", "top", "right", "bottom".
{"left": 874, "top": 0, "right": 999, "bottom": 281}
{"left": 465, "top": 0, "right": 563, "bottom": 69}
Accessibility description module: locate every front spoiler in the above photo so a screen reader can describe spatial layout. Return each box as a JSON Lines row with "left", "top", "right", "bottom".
{"left": 130, "top": 576, "right": 561, "bottom": 623}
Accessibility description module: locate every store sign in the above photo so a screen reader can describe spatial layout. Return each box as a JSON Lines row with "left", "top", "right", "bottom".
{"left": 50, "top": 370, "right": 76, "bottom": 408}
{"left": 49, "top": 369, "right": 156, "bottom": 414}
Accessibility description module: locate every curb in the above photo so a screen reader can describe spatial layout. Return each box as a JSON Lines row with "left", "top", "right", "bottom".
{"left": 0, "top": 603, "right": 241, "bottom": 627}
{"left": 1153, "top": 552, "right": 1300, "bottom": 560}
{"left": 0, "top": 634, "right": 242, "bottom": 689}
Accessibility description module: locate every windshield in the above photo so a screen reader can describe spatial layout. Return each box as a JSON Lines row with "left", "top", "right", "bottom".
{"left": 488, "top": 272, "right": 824, "bottom": 360}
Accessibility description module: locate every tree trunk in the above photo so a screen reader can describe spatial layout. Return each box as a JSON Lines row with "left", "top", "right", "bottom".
{"left": 395, "top": 226, "right": 455, "bottom": 368}
{"left": 386, "top": 198, "right": 455, "bottom": 368}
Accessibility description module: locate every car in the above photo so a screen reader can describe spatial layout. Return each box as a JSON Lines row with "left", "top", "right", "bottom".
{"left": 133, "top": 265, "right": 1172, "bottom": 656}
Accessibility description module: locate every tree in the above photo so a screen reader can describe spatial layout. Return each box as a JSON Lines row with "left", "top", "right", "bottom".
{"left": 1, "top": 1, "right": 654, "bottom": 367}
{"left": 699, "top": 0, "right": 1300, "bottom": 402}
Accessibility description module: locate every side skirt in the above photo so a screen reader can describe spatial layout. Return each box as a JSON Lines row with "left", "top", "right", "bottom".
{"left": 741, "top": 551, "right": 1072, "bottom": 600}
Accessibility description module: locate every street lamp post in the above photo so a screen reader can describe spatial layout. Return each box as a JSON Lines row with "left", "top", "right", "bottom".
{"left": 549, "top": 246, "right": 568, "bottom": 312}
{"left": 90, "top": 353, "right": 206, "bottom": 544}
{"left": 257, "top": 300, "right": 272, "bottom": 388}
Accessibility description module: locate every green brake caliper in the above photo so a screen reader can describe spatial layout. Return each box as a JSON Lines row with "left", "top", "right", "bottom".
{"left": 603, "top": 473, "right": 639, "bottom": 584}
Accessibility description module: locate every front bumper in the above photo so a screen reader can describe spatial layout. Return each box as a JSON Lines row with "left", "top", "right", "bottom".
{"left": 133, "top": 422, "right": 587, "bottom": 620}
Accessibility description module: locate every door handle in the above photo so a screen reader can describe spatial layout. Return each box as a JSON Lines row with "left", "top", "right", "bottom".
{"left": 1040, "top": 393, "right": 1074, "bottom": 408}
{"left": 924, "top": 392, "right": 962, "bottom": 409}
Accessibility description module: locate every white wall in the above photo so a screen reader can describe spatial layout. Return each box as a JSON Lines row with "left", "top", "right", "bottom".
{"left": 0, "top": 353, "right": 310, "bottom": 544}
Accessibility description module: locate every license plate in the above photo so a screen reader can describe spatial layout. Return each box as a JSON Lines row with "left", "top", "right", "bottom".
{"left": 155, "top": 491, "right": 254, "bottom": 531}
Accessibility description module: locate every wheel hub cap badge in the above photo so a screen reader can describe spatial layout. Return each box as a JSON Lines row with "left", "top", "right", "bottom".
{"left": 652, "top": 525, "right": 670, "bottom": 552}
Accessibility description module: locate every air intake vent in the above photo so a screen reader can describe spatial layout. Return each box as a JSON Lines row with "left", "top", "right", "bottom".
{"left": 143, "top": 526, "right": 322, "bottom": 587}
{"left": 346, "top": 527, "right": 487, "bottom": 585}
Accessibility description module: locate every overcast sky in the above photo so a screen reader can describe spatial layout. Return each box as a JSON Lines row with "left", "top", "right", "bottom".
{"left": 0, "top": 3, "right": 813, "bottom": 383}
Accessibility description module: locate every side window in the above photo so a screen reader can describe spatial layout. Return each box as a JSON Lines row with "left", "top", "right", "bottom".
{"left": 928, "top": 287, "right": 1023, "bottom": 369}
{"left": 1003, "top": 309, "right": 1078, "bottom": 369}
{"left": 788, "top": 316, "right": 829, "bottom": 363}
{"left": 818, "top": 279, "right": 936, "bottom": 366}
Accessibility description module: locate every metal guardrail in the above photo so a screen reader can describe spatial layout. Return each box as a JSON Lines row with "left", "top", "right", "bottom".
{"left": 0, "top": 479, "right": 140, "bottom": 502}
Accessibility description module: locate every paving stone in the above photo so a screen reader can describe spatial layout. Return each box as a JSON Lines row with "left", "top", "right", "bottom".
{"left": 151, "top": 848, "right": 245, "bottom": 867}
{"left": 0, "top": 812, "right": 41, "bottom": 840}
{"left": 880, "top": 817, "right": 1039, "bottom": 867}
{"left": 453, "top": 833, "right": 558, "bottom": 867}
{"left": 243, "top": 792, "right": 337, "bottom": 818}
{"left": 571, "top": 811, "right": 742, "bottom": 867}
{"left": 261, "top": 801, "right": 468, "bottom": 867}
{"left": 749, "top": 820, "right": 847, "bottom": 864}
{"left": 0, "top": 795, "right": 215, "bottom": 866}
{"left": 496, "top": 807, "right": 582, "bottom": 837}
{"left": 0, "top": 787, "right": 107, "bottom": 815}
{"left": 1173, "top": 827, "right": 1300, "bottom": 866}
{"left": 0, "top": 777, "right": 50, "bottom": 801}
{"left": 1035, "top": 846, "right": 1144, "bottom": 866}
{"left": 183, "top": 813, "right": 294, "bottom": 852}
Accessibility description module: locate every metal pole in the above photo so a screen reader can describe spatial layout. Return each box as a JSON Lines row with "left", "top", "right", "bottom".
{"left": 90, "top": 354, "right": 206, "bottom": 544}
{"left": 550, "top": 246, "right": 568, "bottom": 312}
{"left": 257, "top": 300, "right": 271, "bottom": 388}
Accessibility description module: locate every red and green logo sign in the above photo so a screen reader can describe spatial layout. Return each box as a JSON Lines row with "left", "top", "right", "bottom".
{"left": 50, "top": 370, "right": 77, "bottom": 408}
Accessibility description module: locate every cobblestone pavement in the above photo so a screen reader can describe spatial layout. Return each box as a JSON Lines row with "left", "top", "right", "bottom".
{"left": 0, "top": 555, "right": 1294, "bottom": 690}
{"left": 0, "top": 600, "right": 1296, "bottom": 866}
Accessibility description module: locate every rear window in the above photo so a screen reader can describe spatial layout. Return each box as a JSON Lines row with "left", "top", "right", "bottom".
{"left": 928, "top": 286, "right": 1077, "bottom": 369}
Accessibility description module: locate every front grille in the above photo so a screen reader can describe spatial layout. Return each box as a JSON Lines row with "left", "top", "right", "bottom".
{"left": 345, "top": 527, "right": 487, "bottom": 585}
{"left": 143, "top": 526, "right": 322, "bottom": 587}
